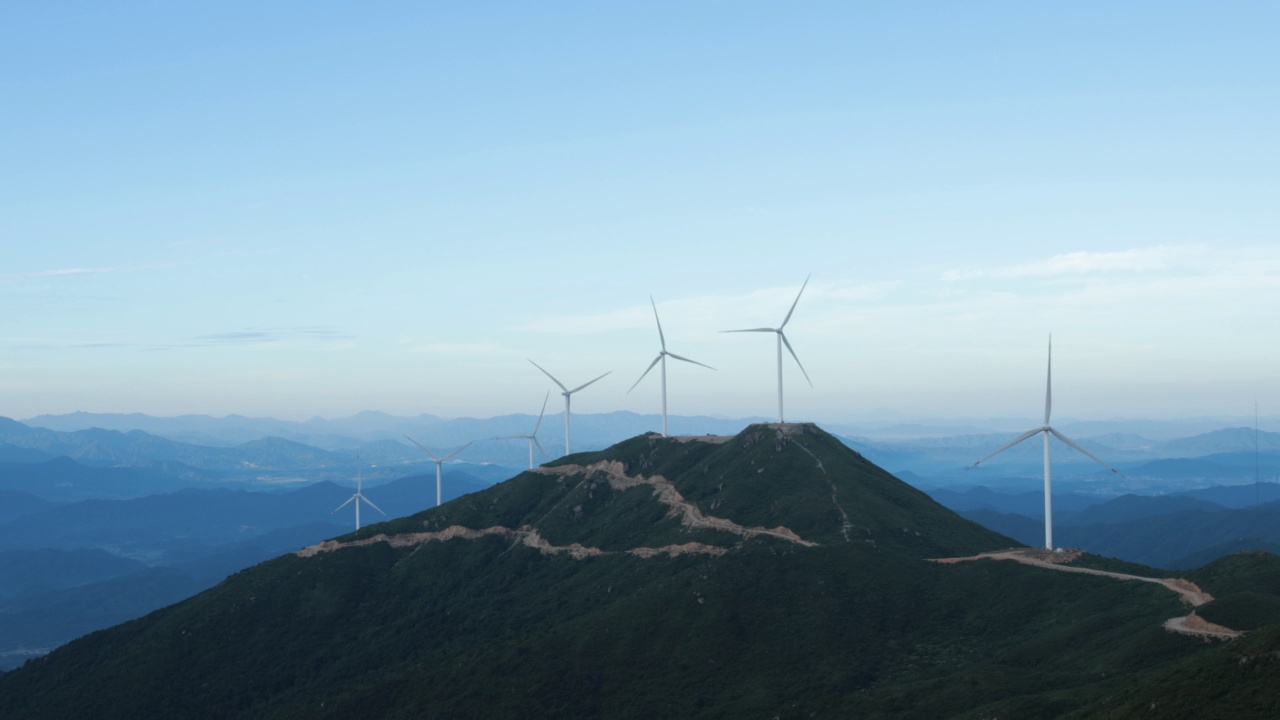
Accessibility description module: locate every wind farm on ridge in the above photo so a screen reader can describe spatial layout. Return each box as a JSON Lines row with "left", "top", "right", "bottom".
{"left": 320, "top": 275, "right": 1133, "bottom": 549}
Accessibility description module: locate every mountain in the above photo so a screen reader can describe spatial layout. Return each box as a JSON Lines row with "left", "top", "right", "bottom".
{"left": 0, "top": 548, "right": 147, "bottom": 598}
{"left": 961, "top": 499, "right": 1280, "bottom": 569}
{"left": 0, "top": 490, "right": 54, "bottom": 524}
{"left": 929, "top": 485, "right": 1108, "bottom": 517}
{"left": 3, "top": 423, "right": 1274, "bottom": 718}
{"left": 0, "top": 470, "right": 493, "bottom": 559}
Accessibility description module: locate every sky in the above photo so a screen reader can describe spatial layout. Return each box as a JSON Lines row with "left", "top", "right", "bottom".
{"left": 2, "top": 1, "right": 1277, "bottom": 425}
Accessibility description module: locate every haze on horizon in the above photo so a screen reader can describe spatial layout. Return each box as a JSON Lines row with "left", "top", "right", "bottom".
{"left": 2, "top": 3, "right": 1277, "bottom": 425}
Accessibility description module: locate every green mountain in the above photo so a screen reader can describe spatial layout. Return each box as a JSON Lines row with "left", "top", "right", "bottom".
{"left": 0, "top": 423, "right": 1275, "bottom": 719}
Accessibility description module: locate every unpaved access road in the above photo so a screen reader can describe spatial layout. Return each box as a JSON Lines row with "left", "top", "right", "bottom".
{"left": 932, "top": 549, "right": 1242, "bottom": 640}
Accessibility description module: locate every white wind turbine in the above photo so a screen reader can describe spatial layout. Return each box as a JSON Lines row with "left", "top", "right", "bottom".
{"left": 497, "top": 390, "right": 551, "bottom": 469}
{"left": 404, "top": 436, "right": 473, "bottom": 508}
{"left": 332, "top": 456, "right": 386, "bottom": 531}
{"left": 528, "top": 360, "right": 610, "bottom": 456}
{"left": 628, "top": 295, "right": 714, "bottom": 437}
{"left": 968, "top": 336, "right": 1121, "bottom": 550}
{"left": 723, "top": 274, "right": 812, "bottom": 423}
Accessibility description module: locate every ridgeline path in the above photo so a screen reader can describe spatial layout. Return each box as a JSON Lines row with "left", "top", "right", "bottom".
{"left": 932, "top": 548, "right": 1242, "bottom": 640}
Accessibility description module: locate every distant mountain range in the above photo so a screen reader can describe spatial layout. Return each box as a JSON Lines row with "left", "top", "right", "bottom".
{"left": 3, "top": 411, "right": 1279, "bottom": 672}
{"left": 2, "top": 423, "right": 1277, "bottom": 718}
{"left": 14, "top": 411, "right": 1280, "bottom": 491}
{"left": 0, "top": 466, "right": 492, "bottom": 669}
{"left": 930, "top": 484, "right": 1280, "bottom": 569}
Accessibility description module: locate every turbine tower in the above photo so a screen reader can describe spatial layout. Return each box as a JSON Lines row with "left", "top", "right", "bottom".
{"left": 723, "top": 274, "right": 812, "bottom": 423}
{"left": 497, "top": 390, "right": 550, "bottom": 469}
{"left": 332, "top": 456, "right": 386, "bottom": 531}
{"left": 628, "top": 295, "right": 714, "bottom": 437}
{"left": 404, "top": 437, "right": 473, "bottom": 507}
{"left": 528, "top": 360, "right": 610, "bottom": 456}
{"left": 969, "top": 336, "right": 1121, "bottom": 550}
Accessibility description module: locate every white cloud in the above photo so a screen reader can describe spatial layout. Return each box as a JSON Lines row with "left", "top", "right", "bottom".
{"left": 942, "top": 246, "right": 1189, "bottom": 282}
{"left": 1, "top": 265, "right": 136, "bottom": 282}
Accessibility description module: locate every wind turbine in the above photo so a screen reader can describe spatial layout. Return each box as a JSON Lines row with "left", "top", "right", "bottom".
{"left": 497, "top": 390, "right": 550, "bottom": 469}
{"left": 628, "top": 295, "right": 714, "bottom": 437}
{"left": 723, "top": 274, "right": 812, "bottom": 423}
{"left": 332, "top": 456, "right": 386, "bottom": 531}
{"left": 528, "top": 360, "right": 610, "bottom": 456}
{"left": 968, "top": 336, "right": 1120, "bottom": 550}
{"left": 404, "top": 436, "right": 473, "bottom": 507}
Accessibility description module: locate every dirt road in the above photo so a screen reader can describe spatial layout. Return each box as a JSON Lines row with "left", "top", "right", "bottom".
{"left": 932, "top": 549, "right": 1241, "bottom": 640}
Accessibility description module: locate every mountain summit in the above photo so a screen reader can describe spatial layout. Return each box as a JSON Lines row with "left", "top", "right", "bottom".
{"left": 314, "top": 422, "right": 1011, "bottom": 561}
{"left": 2, "top": 423, "right": 1267, "bottom": 719}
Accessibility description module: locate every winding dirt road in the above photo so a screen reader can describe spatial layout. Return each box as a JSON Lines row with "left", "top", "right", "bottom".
{"left": 932, "top": 549, "right": 1242, "bottom": 640}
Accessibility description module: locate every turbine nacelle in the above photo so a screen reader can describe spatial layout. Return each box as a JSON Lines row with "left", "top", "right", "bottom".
{"left": 405, "top": 436, "right": 473, "bottom": 508}
{"left": 968, "top": 336, "right": 1121, "bottom": 550}
{"left": 722, "top": 274, "right": 813, "bottom": 423}
{"left": 332, "top": 456, "right": 386, "bottom": 531}
{"left": 528, "top": 359, "right": 610, "bottom": 455}
{"left": 629, "top": 295, "right": 715, "bottom": 437}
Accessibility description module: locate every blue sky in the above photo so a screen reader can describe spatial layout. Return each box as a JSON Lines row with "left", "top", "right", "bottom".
{"left": 2, "top": 2, "right": 1277, "bottom": 423}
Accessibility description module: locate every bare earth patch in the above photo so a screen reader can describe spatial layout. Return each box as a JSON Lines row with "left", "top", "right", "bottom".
{"left": 299, "top": 459, "right": 815, "bottom": 560}
{"left": 537, "top": 460, "right": 816, "bottom": 547}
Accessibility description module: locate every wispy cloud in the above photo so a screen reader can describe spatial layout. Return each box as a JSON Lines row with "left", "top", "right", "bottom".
{"left": 1, "top": 326, "right": 354, "bottom": 351}
{"left": 402, "top": 339, "right": 509, "bottom": 356}
{"left": 514, "top": 280, "right": 893, "bottom": 336}
{"left": 2, "top": 264, "right": 141, "bottom": 282}
{"left": 189, "top": 326, "right": 354, "bottom": 347}
{"left": 942, "top": 246, "right": 1184, "bottom": 282}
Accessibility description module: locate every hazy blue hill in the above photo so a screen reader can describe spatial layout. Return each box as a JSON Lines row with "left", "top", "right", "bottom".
{"left": 1058, "top": 493, "right": 1226, "bottom": 525}
{"left": 0, "top": 548, "right": 147, "bottom": 597}
{"left": 929, "top": 485, "right": 1106, "bottom": 517}
{"left": 166, "top": 522, "right": 356, "bottom": 586}
{"left": 0, "top": 457, "right": 206, "bottom": 501}
{"left": 1178, "top": 480, "right": 1280, "bottom": 508}
{"left": 1125, "top": 453, "right": 1280, "bottom": 483}
{"left": 0, "top": 483, "right": 353, "bottom": 556}
{"left": 0, "top": 471, "right": 496, "bottom": 562}
{"left": 361, "top": 469, "right": 493, "bottom": 513}
{"left": 0, "top": 490, "right": 54, "bottom": 524}
{"left": 0, "top": 567, "right": 202, "bottom": 671}
{"left": 959, "top": 499, "right": 1280, "bottom": 568}
{"left": 1055, "top": 502, "right": 1280, "bottom": 569}
{"left": 0, "top": 445, "right": 51, "bottom": 463}
{"left": 958, "top": 508, "right": 1044, "bottom": 547}
{"left": 1156, "top": 427, "right": 1280, "bottom": 456}
{"left": 1171, "top": 538, "right": 1280, "bottom": 570}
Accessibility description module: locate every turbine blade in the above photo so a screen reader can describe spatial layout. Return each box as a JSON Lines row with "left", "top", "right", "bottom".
{"left": 403, "top": 435, "right": 441, "bottom": 461}
{"left": 440, "top": 441, "right": 473, "bottom": 462}
{"left": 969, "top": 427, "right": 1044, "bottom": 468}
{"left": 779, "top": 332, "right": 813, "bottom": 387}
{"left": 1044, "top": 334, "right": 1053, "bottom": 425}
{"left": 359, "top": 496, "right": 387, "bottom": 516}
{"left": 628, "top": 355, "right": 663, "bottom": 393}
{"left": 1048, "top": 428, "right": 1123, "bottom": 475}
{"left": 528, "top": 359, "right": 568, "bottom": 392}
{"left": 780, "top": 273, "right": 811, "bottom": 328}
{"left": 722, "top": 327, "right": 777, "bottom": 333}
{"left": 650, "top": 295, "right": 667, "bottom": 351}
{"left": 333, "top": 496, "right": 356, "bottom": 513}
{"left": 533, "top": 436, "right": 549, "bottom": 457}
{"left": 532, "top": 390, "right": 550, "bottom": 434}
{"left": 666, "top": 351, "right": 714, "bottom": 370}
{"left": 568, "top": 371, "right": 611, "bottom": 394}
